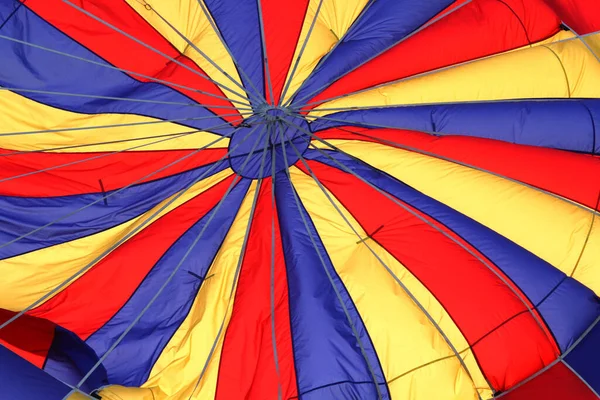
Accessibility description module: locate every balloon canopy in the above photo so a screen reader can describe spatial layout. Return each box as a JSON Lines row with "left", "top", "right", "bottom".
{"left": 0, "top": 0, "right": 599, "bottom": 399}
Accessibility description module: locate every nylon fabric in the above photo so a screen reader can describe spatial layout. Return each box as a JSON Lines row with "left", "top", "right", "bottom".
{"left": 0, "top": 6, "right": 236, "bottom": 134}
{"left": 305, "top": 0, "right": 561, "bottom": 109}
{"left": 97, "top": 386, "right": 156, "bottom": 400}
{"left": 0, "top": 147, "right": 227, "bottom": 197}
{"left": 499, "top": 361, "right": 598, "bottom": 400}
{"left": 0, "top": 0, "right": 599, "bottom": 398}
{"left": 309, "top": 98, "right": 600, "bottom": 154}
{"left": 0, "top": 345, "right": 73, "bottom": 400}
{"left": 545, "top": 0, "right": 600, "bottom": 34}
{"left": 86, "top": 179, "right": 251, "bottom": 387}
{"left": 294, "top": 159, "right": 561, "bottom": 389}
{"left": 565, "top": 321, "right": 600, "bottom": 394}
{"left": 125, "top": 0, "right": 251, "bottom": 111}
{"left": 289, "top": 167, "right": 492, "bottom": 400}
{"left": 43, "top": 326, "right": 109, "bottom": 393}
{"left": 135, "top": 181, "right": 258, "bottom": 399}
{"left": 311, "top": 140, "right": 600, "bottom": 295}
{"left": 292, "top": 0, "right": 456, "bottom": 106}
{"left": 22, "top": 0, "right": 240, "bottom": 122}
{"left": 260, "top": 0, "right": 310, "bottom": 103}
{"left": 0, "top": 160, "right": 230, "bottom": 259}
{"left": 279, "top": 0, "right": 370, "bottom": 104}
{"left": 315, "top": 127, "right": 600, "bottom": 210}
{"left": 0, "top": 310, "right": 54, "bottom": 367}
{"left": 0, "top": 91, "right": 228, "bottom": 152}
{"left": 202, "top": 0, "right": 264, "bottom": 102}
{"left": 304, "top": 148, "right": 600, "bottom": 352}
{"left": 27, "top": 175, "right": 243, "bottom": 340}
{"left": 309, "top": 32, "right": 600, "bottom": 117}
{"left": 215, "top": 179, "right": 298, "bottom": 399}
{"left": 274, "top": 169, "right": 389, "bottom": 399}
{"left": 0, "top": 169, "right": 233, "bottom": 312}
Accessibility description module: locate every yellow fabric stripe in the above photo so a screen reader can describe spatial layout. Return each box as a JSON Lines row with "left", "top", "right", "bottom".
{"left": 126, "top": 0, "right": 251, "bottom": 111}
{"left": 280, "top": 0, "right": 370, "bottom": 104}
{"left": 309, "top": 32, "right": 600, "bottom": 117}
{"left": 118, "top": 181, "right": 256, "bottom": 400}
{"left": 488, "top": 30, "right": 599, "bottom": 61}
{"left": 582, "top": 33, "right": 600, "bottom": 57}
{"left": 288, "top": 167, "right": 492, "bottom": 400}
{"left": 501, "top": 30, "right": 574, "bottom": 53}
{"left": 575, "top": 216, "right": 600, "bottom": 295}
{"left": 0, "top": 169, "right": 233, "bottom": 311}
{"left": 96, "top": 386, "right": 155, "bottom": 400}
{"left": 66, "top": 392, "right": 93, "bottom": 400}
{"left": 0, "top": 91, "right": 229, "bottom": 152}
{"left": 312, "top": 140, "right": 600, "bottom": 294}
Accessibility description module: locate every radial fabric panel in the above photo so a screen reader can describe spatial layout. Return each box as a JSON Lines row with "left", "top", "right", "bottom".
{"left": 0, "top": 0, "right": 599, "bottom": 399}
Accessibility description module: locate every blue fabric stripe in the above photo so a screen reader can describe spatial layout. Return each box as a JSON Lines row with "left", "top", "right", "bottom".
{"left": 542, "top": 279, "right": 600, "bottom": 350}
{"left": 0, "top": 160, "right": 229, "bottom": 259}
{"left": 304, "top": 149, "right": 600, "bottom": 351}
{"left": 85, "top": 179, "right": 250, "bottom": 386}
{"left": 0, "top": 0, "right": 21, "bottom": 29}
{"left": 0, "top": 344, "right": 72, "bottom": 400}
{"left": 302, "top": 381, "right": 389, "bottom": 400}
{"left": 43, "top": 326, "right": 108, "bottom": 394}
{"left": 565, "top": 320, "right": 600, "bottom": 394}
{"left": 581, "top": 101, "right": 600, "bottom": 155}
{"left": 0, "top": 3, "right": 233, "bottom": 135}
{"left": 309, "top": 100, "right": 600, "bottom": 153}
{"left": 274, "top": 170, "right": 389, "bottom": 399}
{"left": 291, "top": 0, "right": 453, "bottom": 106}
{"left": 203, "top": 0, "right": 264, "bottom": 102}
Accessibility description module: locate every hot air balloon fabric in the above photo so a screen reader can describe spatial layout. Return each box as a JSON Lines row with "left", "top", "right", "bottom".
{"left": 0, "top": 0, "right": 599, "bottom": 399}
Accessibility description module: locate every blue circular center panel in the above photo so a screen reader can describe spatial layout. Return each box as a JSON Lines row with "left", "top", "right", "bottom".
{"left": 228, "top": 109, "right": 311, "bottom": 179}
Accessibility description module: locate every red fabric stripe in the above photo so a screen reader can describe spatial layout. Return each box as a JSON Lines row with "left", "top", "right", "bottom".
{"left": 305, "top": 0, "right": 560, "bottom": 109}
{"left": 27, "top": 175, "right": 238, "bottom": 339}
{"left": 500, "top": 362, "right": 598, "bottom": 400}
{"left": 297, "top": 161, "right": 559, "bottom": 390}
{"left": 544, "top": 0, "right": 600, "bottom": 34}
{"left": 23, "top": 0, "right": 240, "bottom": 123}
{"left": 215, "top": 179, "right": 298, "bottom": 400}
{"left": 261, "top": 0, "right": 310, "bottom": 104}
{"left": 0, "top": 310, "right": 54, "bottom": 368}
{"left": 0, "top": 148, "right": 226, "bottom": 197}
{"left": 316, "top": 128, "right": 600, "bottom": 210}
